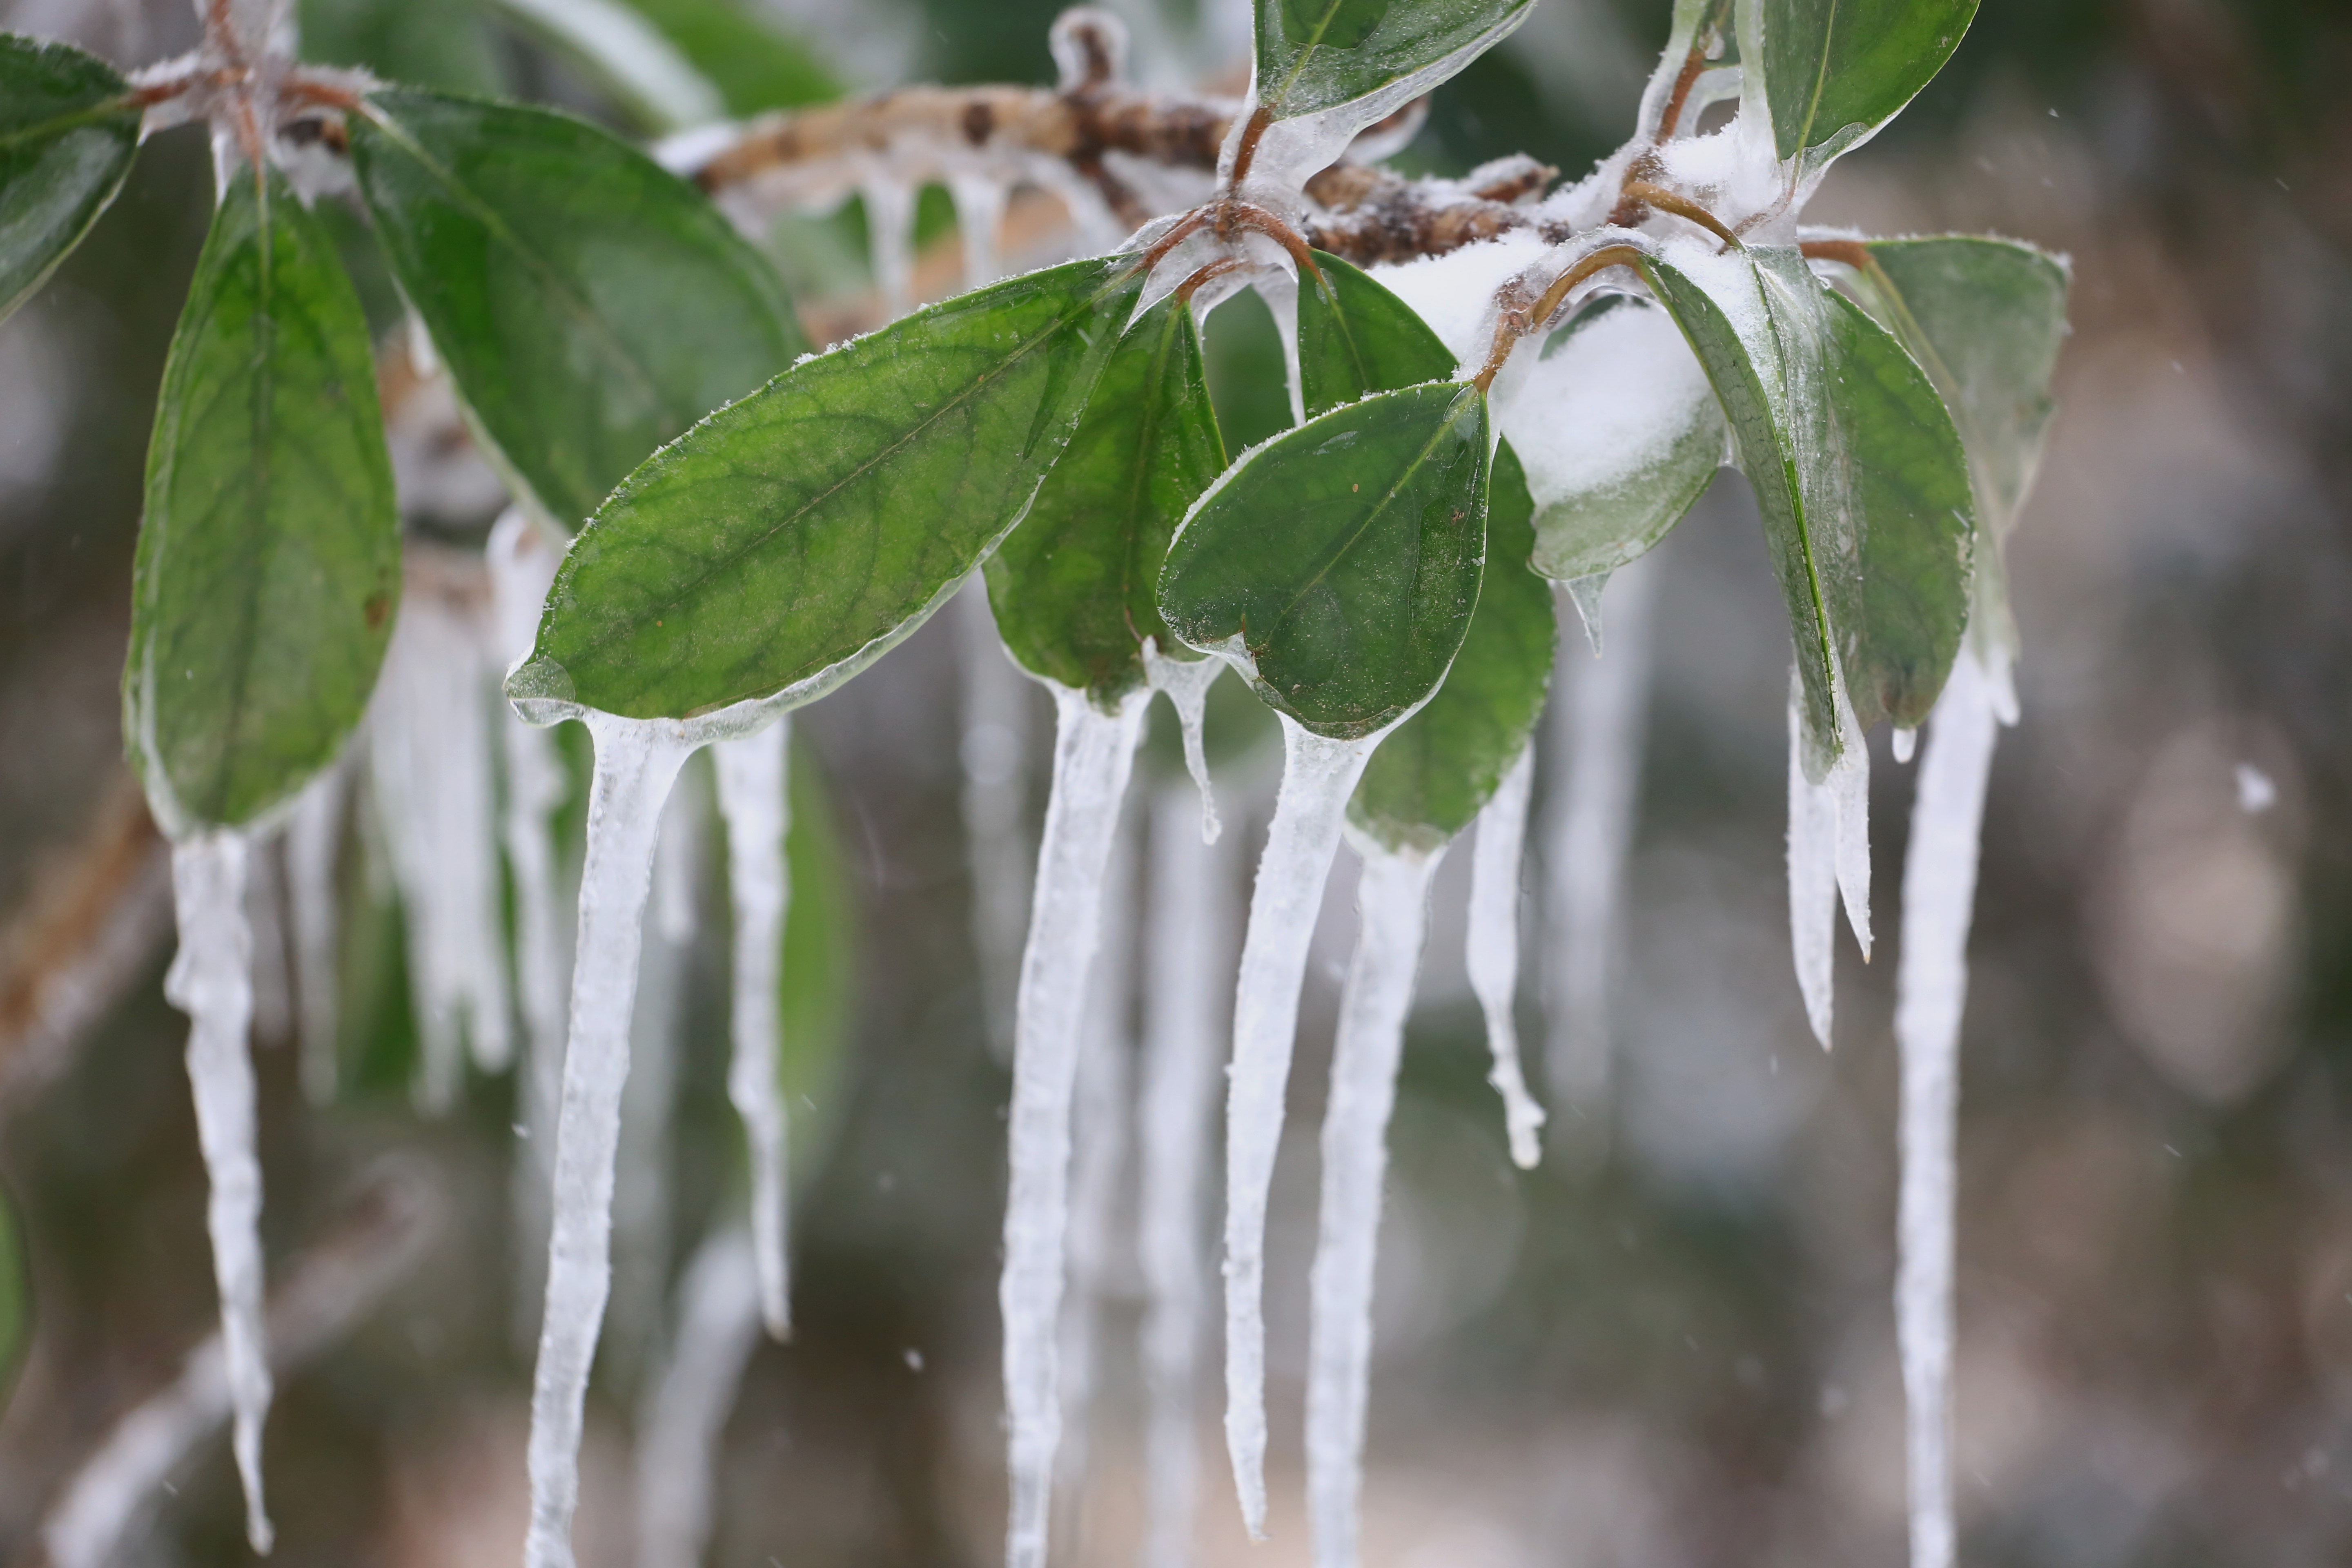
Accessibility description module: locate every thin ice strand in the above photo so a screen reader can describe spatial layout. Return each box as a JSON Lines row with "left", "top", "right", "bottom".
{"left": 1786, "top": 669, "right": 1839, "bottom": 1048}
{"left": 862, "top": 174, "right": 918, "bottom": 320}
{"left": 1144, "top": 641, "right": 1223, "bottom": 842}
{"left": 1137, "top": 776, "right": 1237, "bottom": 1568}
{"left": 1224, "top": 717, "right": 1378, "bottom": 1539}
{"left": 959, "top": 577, "right": 1036, "bottom": 1058}
{"left": 524, "top": 715, "right": 699, "bottom": 1568}
{"left": 1893, "top": 652, "right": 2002, "bottom": 1568}
{"left": 1466, "top": 745, "right": 1544, "bottom": 1167}
{"left": 1002, "top": 685, "right": 1151, "bottom": 1568}
{"left": 949, "top": 172, "right": 1010, "bottom": 287}
{"left": 1541, "top": 560, "right": 1657, "bottom": 1119}
{"left": 1306, "top": 844, "right": 1439, "bottom": 1568}
{"left": 164, "top": 833, "right": 274, "bottom": 1555}
{"left": 634, "top": 1226, "right": 765, "bottom": 1568}
{"left": 712, "top": 721, "right": 795, "bottom": 1338}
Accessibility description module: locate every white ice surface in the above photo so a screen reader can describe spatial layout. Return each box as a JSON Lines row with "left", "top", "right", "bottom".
{"left": 1466, "top": 744, "right": 1544, "bottom": 1167}
{"left": 713, "top": 720, "right": 795, "bottom": 1337}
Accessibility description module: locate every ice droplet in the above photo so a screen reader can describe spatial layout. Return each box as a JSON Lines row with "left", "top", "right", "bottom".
{"left": 164, "top": 832, "right": 274, "bottom": 1555}
{"left": 1307, "top": 844, "right": 1438, "bottom": 1568}
{"left": 1224, "top": 717, "right": 1378, "bottom": 1539}
{"left": 1002, "top": 685, "right": 1150, "bottom": 1568}
{"left": 1466, "top": 744, "right": 1544, "bottom": 1168}
{"left": 1138, "top": 775, "right": 1238, "bottom": 1568}
{"left": 1893, "top": 652, "right": 2002, "bottom": 1568}
{"left": 525, "top": 715, "right": 698, "bottom": 1568}
{"left": 635, "top": 1225, "right": 764, "bottom": 1568}
{"left": 713, "top": 721, "right": 795, "bottom": 1338}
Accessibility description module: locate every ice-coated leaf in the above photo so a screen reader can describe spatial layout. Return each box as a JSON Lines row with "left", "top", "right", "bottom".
{"left": 1254, "top": 0, "right": 1532, "bottom": 126}
{"left": 1755, "top": 0, "right": 1978, "bottom": 164}
{"left": 511, "top": 257, "right": 1144, "bottom": 722}
{"left": 350, "top": 87, "right": 806, "bottom": 533}
{"left": 125, "top": 162, "right": 401, "bottom": 835}
{"left": 628, "top": 0, "right": 838, "bottom": 115}
{"left": 1816, "top": 284, "right": 1975, "bottom": 729}
{"left": 1159, "top": 381, "right": 1488, "bottom": 741}
{"left": 0, "top": 33, "right": 140, "bottom": 324}
{"left": 1349, "top": 440, "right": 1553, "bottom": 851}
{"left": 1295, "top": 248, "right": 1454, "bottom": 417}
{"left": 0, "top": 1179, "right": 25, "bottom": 1404}
{"left": 987, "top": 292, "right": 1227, "bottom": 709}
{"left": 1639, "top": 243, "right": 1969, "bottom": 764}
{"left": 1507, "top": 294, "right": 1724, "bottom": 584}
{"left": 1835, "top": 236, "right": 2067, "bottom": 535}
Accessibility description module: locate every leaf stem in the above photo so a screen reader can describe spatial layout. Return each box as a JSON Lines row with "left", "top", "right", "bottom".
{"left": 1470, "top": 243, "right": 1646, "bottom": 393}
{"left": 1620, "top": 180, "right": 1741, "bottom": 249}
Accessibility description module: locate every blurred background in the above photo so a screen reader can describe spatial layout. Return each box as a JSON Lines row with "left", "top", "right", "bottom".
{"left": 4, "top": 0, "right": 2352, "bottom": 1564}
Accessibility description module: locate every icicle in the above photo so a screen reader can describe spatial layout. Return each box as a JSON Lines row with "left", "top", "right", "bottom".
{"left": 489, "top": 510, "right": 574, "bottom": 1112}
{"left": 610, "top": 780, "right": 699, "bottom": 1366}
{"left": 163, "top": 833, "right": 274, "bottom": 1555}
{"left": 1786, "top": 668, "right": 1872, "bottom": 1049}
{"left": 635, "top": 1225, "right": 765, "bottom": 1568}
{"left": 1893, "top": 726, "right": 1918, "bottom": 765}
{"left": 1541, "top": 560, "right": 1656, "bottom": 1119}
{"left": 1137, "top": 775, "right": 1236, "bottom": 1568}
{"left": 1223, "top": 717, "right": 1379, "bottom": 1539}
{"left": 1002, "top": 684, "right": 1151, "bottom": 1568}
{"left": 1056, "top": 800, "right": 1138, "bottom": 1550}
{"left": 1307, "top": 843, "right": 1439, "bottom": 1568}
{"left": 949, "top": 172, "right": 1010, "bottom": 287}
{"left": 285, "top": 762, "right": 348, "bottom": 1105}
{"left": 1144, "top": 639, "right": 1222, "bottom": 843}
{"left": 1466, "top": 745, "right": 1544, "bottom": 1168}
{"left": 712, "top": 721, "right": 795, "bottom": 1338}
{"left": 862, "top": 174, "right": 918, "bottom": 321}
{"left": 525, "top": 714, "right": 699, "bottom": 1568}
{"left": 1893, "top": 651, "right": 2002, "bottom": 1568}
{"left": 245, "top": 834, "right": 291, "bottom": 1045}
{"left": 1564, "top": 574, "right": 1606, "bottom": 655}
{"left": 369, "top": 584, "right": 512, "bottom": 1109}
{"left": 959, "top": 576, "right": 1037, "bottom": 1059}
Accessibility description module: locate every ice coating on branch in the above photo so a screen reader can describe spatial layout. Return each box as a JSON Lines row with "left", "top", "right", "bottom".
{"left": 525, "top": 715, "right": 699, "bottom": 1568}
{"left": 862, "top": 174, "right": 918, "bottom": 319}
{"left": 1894, "top": 652, "right": 2004, "bottom": 1568}
{"left": 1542, "top": 563, "right": 1656, "bottom": 1117}
{"left": 1057, "top": 803, "right": 1137, "bottom": 1543}
{"left": 635, "top": 1226, "right": 765, "bottom": 1568}
{"left": 714, "top": 721, "right": 795, "bottom": 1338}
{"left": 950, "top": 173, "right": 1010, "bottom": 287}
{"left": 960, "top": 577, "right": 1037, "bottom": 1058}
{"left": 285, "top": 762, "right": 347, "bottom": 1105}
{"left": 1224, "top": 717, "right": 1379, "bottom": 1539}
{"left": 1467, "top": 746, "right": 1544, "bottom": 1168}
{"left": 1307, "top": 844, "right": 1437, "bottom": 1568}
{"left": 1144, "top": 639, "right": 1223, "bottom": 843}
{"left": 164, "top": 834, "right": 274, "bottom": 1555}
{"left": 1138, "top": 776, "right": 1238, "bottom": 1568}
{"left": 1002, "top": 685, "right": 1150, "bottom": 1568}
{"left": 1786, "top": 671, "right": 1870, "bottom": 1048}
{"left": 369, "top": 584, "right": 511, "bottom": 1110}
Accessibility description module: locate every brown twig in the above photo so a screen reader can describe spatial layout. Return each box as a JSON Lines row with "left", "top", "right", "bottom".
{"left": 1472, "top": 243, "right": 1647, "bottom": 392}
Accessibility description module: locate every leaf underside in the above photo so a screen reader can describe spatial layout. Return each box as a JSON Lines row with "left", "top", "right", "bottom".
{"left": 514, "top": 256, "right": 1144, "bottom": 722}
{"left": 987, "top": 292, "right": 1228, "bottom": 708}
{"left": 1160, "top": 379, "right": 1488, "bottom": 740}
{"left": 126, "top": 161, "right": 401, "bottom": 833}
{"left": 0, "top": 33, "right": 140, "bottom": 324}
{"left": 350, "top": 87, "right": 806, "bottom": 533}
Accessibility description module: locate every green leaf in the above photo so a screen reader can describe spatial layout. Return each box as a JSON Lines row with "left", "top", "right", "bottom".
{"left": 125, "top": 162, "right": 401, "bottom": 834}
{"left": 1295, "top": 248, "right": 1454, "bottom": 418}
{"left": 1755, "top": 0, "right": 1978, "bottom": 165}
{"left": 628, "top": 0, "right": 838, "bottom": 115}
{"left": 1159, "top": 380, "right": 1488, "bottom": 740}
{"left": 1638, "top": 242, "right": 1970, "bottom": 766}
{"left": 350, "top": 87, "right": 806, "bottom": 534}
{"left": 987, "top": 292, "right": 1227, "bottom": 708}
{"left": 1512, "top": 294, "right": 1725, "bottom": 584}
{"left": 1349, "top": 439, "right": 1554, "bottom": 851}
{"left": 0, "top": 33, "right": 140, "bottom": 324}
{"left": 1254, "top": 0, "right": 1531, "bottom": 126}
{"left": 511, "top": 257, "right": 1143, "bottom": 723}
{"left": 1833, "top": 235, "right": 2067, "bottom": 660}
{"left": 0, "top": 1178, "right": 27, "bottom": 1407}
{"left": 298, "top": 0, "right": 507, "bottom": 94}
{"left": 780, "top": 736, "right": 853, "bottom": 1179}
